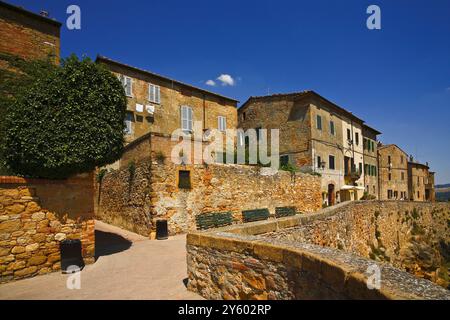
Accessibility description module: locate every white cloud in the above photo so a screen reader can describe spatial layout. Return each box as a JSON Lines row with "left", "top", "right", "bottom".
{"left": 217, "top": 74, "right": 235, "bottom": 86}
{"left": 205, "top": 79, "right": 216, "bottom": 86}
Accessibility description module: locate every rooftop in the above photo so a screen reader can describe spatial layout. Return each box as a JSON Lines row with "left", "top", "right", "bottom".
{"left": 0, "top": 0, "right": 62, "bottom": 27}
{"left": 239, "top": 90, "right": 367, "bottom": 125}
{"left": 96, "top": 55, "right": 239, "bottom": 104}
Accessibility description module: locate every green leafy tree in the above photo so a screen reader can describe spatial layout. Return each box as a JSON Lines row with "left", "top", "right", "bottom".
{"left": 2, "top": 54, "right": 127, "bottom": 179}
{"left": 0, "top": 53, "right": 57, "bottom": 174}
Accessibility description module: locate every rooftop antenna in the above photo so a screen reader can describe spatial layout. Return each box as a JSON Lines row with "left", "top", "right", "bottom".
{"left": 40, "top": 10, "right": 49, "bottom": 17}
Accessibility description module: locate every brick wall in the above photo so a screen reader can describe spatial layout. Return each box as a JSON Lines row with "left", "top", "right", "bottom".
{"left": 0, "top": 3, "right": 61, "bottom": 63}
{"left": 0, "top": 174, "right": 95, "bottom": 283}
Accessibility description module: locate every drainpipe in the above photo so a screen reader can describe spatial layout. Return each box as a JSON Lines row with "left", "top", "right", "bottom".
{"left": 377, "top": 147, "right": 381, "bottom": 199}
{"left": 202, "top": 94, "right": 206, "bottom": 132}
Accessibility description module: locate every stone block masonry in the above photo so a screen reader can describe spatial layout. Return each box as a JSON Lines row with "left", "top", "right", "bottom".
{"left": 186, "top": 201, "right": 450, "bottom": 300}
{"left": 0, "top": 174, "right": 95, "bottom": 284}
{"left": 96, "top": 133, "right": 322, "bottom": 237}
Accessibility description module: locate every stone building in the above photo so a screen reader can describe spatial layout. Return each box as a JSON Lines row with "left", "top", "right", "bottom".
{"left": 378, "top": 144, "right": 409, "bottom": 200}
{"left": 96, "top": 56, "right": 238, "bottom": 146}
{"left": 408, "top": 158, "right": 435, "bottom": 202}
{"left": 238, "top": 91, "right": 378, "bottom": 206}
{"left": 0, "top": 1, "right": 61, "bottom": 64}
{"left": 362, "top": 124, "right": 381, "bottom": 199}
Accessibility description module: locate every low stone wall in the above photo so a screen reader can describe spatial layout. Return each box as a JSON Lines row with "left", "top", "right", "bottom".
{"left": 260, "top": 201, "right": 450, "bottom": 288}
{"left": 0, "top": 174, "right": 95, "bottom": 283}
{"left": 186, "top": 202, "right": 450, "bottom": 300}
{"left": 97, "top": 133, "right": 322, "bottom": 237}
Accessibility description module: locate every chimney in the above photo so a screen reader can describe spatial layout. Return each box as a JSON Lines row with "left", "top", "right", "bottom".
{"left": 40, "top": 10, "right": 49, "bottom": 17}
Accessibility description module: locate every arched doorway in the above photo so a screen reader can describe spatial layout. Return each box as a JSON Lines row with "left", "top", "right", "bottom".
{"left": 328, "top": 184, "right": 335, "bottom": 206}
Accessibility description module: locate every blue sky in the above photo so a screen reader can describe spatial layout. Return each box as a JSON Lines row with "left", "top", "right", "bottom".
{"left": 7, "top": 0, "right": 450, "bottom": 183}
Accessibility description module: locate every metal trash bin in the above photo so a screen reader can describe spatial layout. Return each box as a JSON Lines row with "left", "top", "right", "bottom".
{"left": 156, "top": 219, "right": 168, "bottom": 240}
{"left": 60, "top": 239, "right": 85, "bottom": 274}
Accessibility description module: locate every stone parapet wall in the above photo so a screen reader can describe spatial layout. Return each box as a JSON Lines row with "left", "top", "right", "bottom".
{"left": 0, "top": 174, "right": 95, "bottom": 284}
{"left": 260, "top": 201, "right": 450, "bottom": 288}
{"left": 186, "top": 204, "right": 450, "bottom": 300}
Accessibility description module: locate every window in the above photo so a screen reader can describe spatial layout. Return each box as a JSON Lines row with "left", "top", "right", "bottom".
{"left": 389, "top": 173, "right": 392, "bottom": 181}
{"left": 280, "top": 155, "right": 289, "bottom": 167}
{"left": 371, "top": 141, "right": 375, "bottom": 152}
{"left": 218, "top": 116, "right": 227, "bottom": 132}
{"left": 124, "top": 112, "right": 134, "bottom": 135}
{"left": 388, "top": 190, "right": 393, "bottom": 199}
{"left": 417, "top": 191, "right": 420, "bottom": 199}
{"left": 237, "top": 131, "right": 245, "bottom": 146}
{"left": 355, "top": 132, "right": 359, "bottom": 146}
{"left": 373, "top": 165, "right": 377, "bottom": 176}
{"left": 400, "top": 156, "right": 404, "bottom": 164}
{"left": 242, "top": 112, "right": 246, "bottom": 121}
{"left": 359, "top": 163, "right": 362, "bottom": 174}
{"left": 401, "top": 172, "right": 405, "bottom": 181}
{"left": 347, "top": 129, "right": 351, "bottom": 141}
{"left": 148, "top": 84, "right": 161, "bottom": 104}
{"left": 119, "top": 75, "right": 133, "bottom": 97}
{"left": 256, "top": 127, "right": 262, "bottom": 141}
{"left": 417, "top": 176, "right": 420, "bottom": 186}
{"left": 363, "top": 138, "right": 368, "bottom": 150}
{"left": 330, "top": 120, "right": 335, "bottom": 135}
{"left": 365, "top": 164, "right": 368, "bottom": 175}
{"left": 329, "top": 155, "right": 335, "bottom": 170}
{"left": 178, "top": 170, "right": 191, "bottom": 189}
{"left": 388, "top": 156, "right": 391, "bottom": 164}
{"left": 316, "top": 115, "right": 322, "bottom": 131}
{"left": 394, "top": 191, "right": 398, "bottom": 199}
{"left": 181, "top": 106, "right": 193, "bottom": 132}
{"left": 317, "top": 156, "right": 322, "bottom": 168}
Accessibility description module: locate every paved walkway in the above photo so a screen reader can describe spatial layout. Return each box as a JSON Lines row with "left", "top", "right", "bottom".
{"left": 0, "top": 220, "right": 201, "bottom": 300}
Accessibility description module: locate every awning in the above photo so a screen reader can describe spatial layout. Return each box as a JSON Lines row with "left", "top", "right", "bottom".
{"left": 341, "top": 185, "right": 365, "bottom": 191}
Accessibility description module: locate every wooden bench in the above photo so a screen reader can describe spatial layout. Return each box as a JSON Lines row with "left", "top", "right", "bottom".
{"left": 196, "top": 212, "right": 233, "bottom": 230}
{"left": 242, "top": 208, "right": 270, "bottom": 223}
{"left": 275, "top": 206, "right": 297, "bottom": 218}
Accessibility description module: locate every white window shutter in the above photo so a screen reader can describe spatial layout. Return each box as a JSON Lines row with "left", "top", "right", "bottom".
{"left": 155, "top": 86, "right": 160, "bottom": 103}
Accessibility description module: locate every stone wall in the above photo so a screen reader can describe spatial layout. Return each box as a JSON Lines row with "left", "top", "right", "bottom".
{"left": 260, "top": 201, "right": 450, "bottom": 288}
{"left": 97, "top": 134, "right": 322, "bottom": 237}
{"left": 186, "top": 202, "right": 450, "bottom": 300}
{"left": 0, "top": 174, "right": 95, "bottom": 283}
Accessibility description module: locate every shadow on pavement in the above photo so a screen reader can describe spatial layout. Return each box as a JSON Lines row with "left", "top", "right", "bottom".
{"left": 95, "top": 230, "right": 132, "bottom": 261}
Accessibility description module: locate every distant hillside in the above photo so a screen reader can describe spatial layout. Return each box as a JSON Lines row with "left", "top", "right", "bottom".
{"left": 436, "top": 183, "right": 450, "bottom": 189}
{"left": 436, "top": 190, "right": 450, "bottom": 202}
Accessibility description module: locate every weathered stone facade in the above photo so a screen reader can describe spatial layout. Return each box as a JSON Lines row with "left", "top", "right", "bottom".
{"left": 96, "top": 134, "right": 322, "bottom": 237}
{"left": 362, "top": 125, "right": 380, "bottom": 199}
{"left": 408, "top": 159, "right": 435, "bottom": 202}
{"left": 238, "top": 91, "right": 378, "bottom": 206}
{"left": 96, "top": 56, "right": 238, "bottom": 144}
{"left": 0, "top": 2, "right": 60, "bottom": 64}
{"left": 0, "top": 174, "right": 95, "bottom": 283}
{"left": 186, "top": 201, "right": 450, "bottom": 300}
{"left": 378, "top": 144, "right": 409, "bottom": 200}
